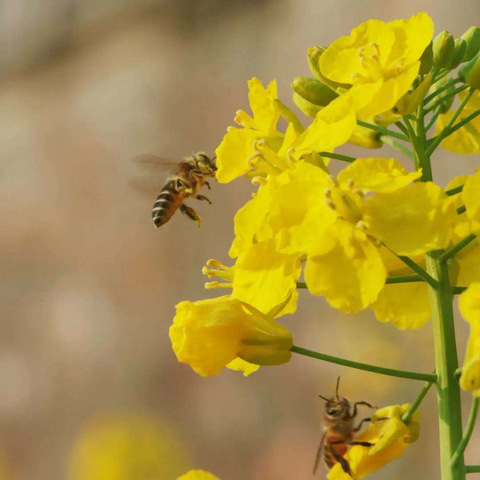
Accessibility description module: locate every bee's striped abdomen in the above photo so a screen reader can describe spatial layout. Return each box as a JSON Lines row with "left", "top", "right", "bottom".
{"left": 152, "top": 181, "right": 183, "bottom": 228}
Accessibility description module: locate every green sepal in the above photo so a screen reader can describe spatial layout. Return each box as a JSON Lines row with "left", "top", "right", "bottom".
{"left": 451, "top": 39, "right": 467, "bottom": 68}
{"left": 419, "top": 42, "right": 433, "bottom": 74}
{"left": 433, "top": 30, "right": 455, "bottom": 68}
{"left": 292, "top": 92, "right": 322, "bottom": 118}
{"left": 291, "top": 77, "right": 338, "bottom": 107}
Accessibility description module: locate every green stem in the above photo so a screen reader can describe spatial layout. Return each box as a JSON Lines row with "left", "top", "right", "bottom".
{"left": 450, "top": 398, "right": 479, "bottom": 468}
{"left": 458, "top": 205, "right": 467, "bottom": 215}
{"left": 445, "top": 109, "right": 480, "bottom": 137}
{"left": 386, "top": 274, "right": 425, "bottom": 284}
{"left": 379, "top": 135, "right": 414, "bottom": 159}
{"left": 426, "top": 254, "right": 465, "bottom": 480}
{"left": 425, "top": 108, "right": 442, "bottom": 132}
{"left": 290, "top": 346, "right": 437, "bottom": 382}
{"left": 466, "top": 466, "right": 480, "bottom": 473}
{"left": 440, "top": 234, "right": 477, "bottom": 263}
{"left": 394, "top": 253, "right": 439, "bottom": 288}
{"left": 401, "top": 379, "right": 435, "bottom": 424}
{"left": 423, "top": 77, "right": 463, "bottom": 105}
{"left": 426, "top": 89, "right": 475, "bottom": 157}
{"left": 452, "top": 286, "right": 468, "bottom": 295}
{"left": 424, "top": 85, "right": 470, "bottom": 114}
{"left": 357, "top": 119, "right": 409, "bottom": 141}
{"left": 318, "top": 151, "right": 356, "bottom": 163}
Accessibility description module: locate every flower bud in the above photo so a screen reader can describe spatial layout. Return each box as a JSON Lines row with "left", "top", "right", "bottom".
{"left": 461, "top": 26, "right": 480, "bottom": 62}
{"left": 291, "top": 77, "right": 338, "bottom": 107}
{"left": 451, "top": 38, "right": 467, "bottom": 68}
{"left": 419, "top": 42, "right": 433, "bottom": 74}
{"left": 465, "top": 56, "right": 480, "bottom": 90}
{"left": 292, "top": 92, "right": 322, "bottom": 118}
{"left": 433, "top": 30, "right": 455, "bottom": 68}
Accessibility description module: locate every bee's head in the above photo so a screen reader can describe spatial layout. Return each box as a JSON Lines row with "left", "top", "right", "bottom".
{"left": 319, "top": 377, "right": 351, "bottom": 420}
{"left": 193, "top": 152, "right": 217, "bottom": 175}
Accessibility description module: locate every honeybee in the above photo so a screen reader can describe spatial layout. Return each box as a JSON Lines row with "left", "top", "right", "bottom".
{"left": 131, "top": 152, "right": 217, "bottom": 228}
{"left": 313, "top": 377, "right": 376, "bottom": 478}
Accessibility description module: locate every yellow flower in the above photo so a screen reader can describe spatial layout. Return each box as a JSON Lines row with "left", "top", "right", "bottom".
{"left": 459, "top": 283, "right": 480, "bottom": 396}
{"left": 69, "top": 412, "right": 189, "bottom": 480}
{"left": 177, "top": 471, "right": 220, "bottom": 480}
{"left": 319, "top": 13, "right": 434, "bottom": 118}
{"left": 169, "top": 296, "right": 293, "bottom": 377}
{"left": 327, "top": 404, "right": 419, "bottom": 480}
{"left": 436, "top": 90, "right": 480, "bottom": 154}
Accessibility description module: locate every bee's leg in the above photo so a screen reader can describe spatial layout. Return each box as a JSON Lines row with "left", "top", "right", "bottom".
{"left": 353, "top": 417, "right": 372, "bottom": 432}
{"left": 180, "top": 204, "right": 202, "bottom": 227}
{"left": 348, "top": 441, "right": 374, "bottom": 447}
{"left": 195, "top": 194, "right": 212, "bottom": 204}
{"left": 205, "top": 181, "right": 211, "bottom": 190}
{"left": 351, "top": 401, "right": 377, "bottom": 417}
{"left": 175, "top": 178, "right": 194, "bottom": 194}
{"left": 327, "top": 444, "right": 353, "bottom": 478}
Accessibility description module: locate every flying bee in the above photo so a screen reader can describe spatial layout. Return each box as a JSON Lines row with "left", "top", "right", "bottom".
{"left": 313, "top": 377, "right": 376, "bottom": 478}
{"left": 130, "top": 152, "right": 217, "bottom": 228}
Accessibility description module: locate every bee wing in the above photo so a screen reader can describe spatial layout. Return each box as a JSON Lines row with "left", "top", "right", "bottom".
{"left": 313, "top": 432, "right": 326, "bottom": 475}
{"left": 131, "top": 155, "right": 181, "bottom": 173}
{"left": 128, "top": 176, "right": 167, "bottom": 194}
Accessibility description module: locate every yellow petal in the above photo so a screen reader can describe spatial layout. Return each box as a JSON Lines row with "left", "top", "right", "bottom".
{"left": 177, "top": 470, "right": 221, "bottom": 480}
{"left": 232, "top": 239, "right": 301, "bottom": 315}
{"left": 247, "top": 78, "right": 279, "bottom": 134}
{"left": 364, "top": 182, "right": 455, "bottom": 255}
{"left": 457, "top": 243, "right": 480, "bottom": 286}
{"left": 305, "top": 222, "right": 386, "bottom": 312}
{"left": 464, "top": 170, "right": 480, "bottom": 232}
{"left": 215, "top": 127, "right": 261, "bottom": 183}
{"left": 337, "top": 157, "right": 422, "bottom": 193}
{"left": 226, "top": 358, "right": 260, "bottom": 376}
{"left": 372, "top": 282, "right": 431, "bottom": 329}
{"left": 320, "top": 19, "right": 395, "bottom": 84}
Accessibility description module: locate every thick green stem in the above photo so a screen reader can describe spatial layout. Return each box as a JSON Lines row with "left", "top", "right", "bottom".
{"left": 290, "top": 345, "right": 437, "bottom": 382}
{"left": 466, "top": 465, "right": 480, "bottom": 473}
{"left": 426, "top": 254, "right": 465, "bottom": 480}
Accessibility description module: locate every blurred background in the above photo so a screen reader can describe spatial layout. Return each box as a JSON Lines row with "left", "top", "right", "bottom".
{"left": 1, "top": 1, "right": 480, "bottom": 479}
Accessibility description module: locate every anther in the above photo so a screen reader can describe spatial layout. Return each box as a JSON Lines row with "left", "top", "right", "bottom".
{"left": 252, "top": 176, "right": 267, "bottom": 186}
{"left": 324, "top": 188, "right": 333, "bottom": 199}
{"left": 346, "top": 178, "right": 355, "bottom": 190}
{"left": 325, "top": 199, "right": 336, "bottom": 210}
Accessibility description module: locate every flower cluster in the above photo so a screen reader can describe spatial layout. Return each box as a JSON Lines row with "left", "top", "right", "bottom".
{"left": 167, "top": 11, "right": 480, "bottom": 480}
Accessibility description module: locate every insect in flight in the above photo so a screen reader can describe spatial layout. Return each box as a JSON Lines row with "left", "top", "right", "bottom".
{"left": 313, "top": 377, "right": 376, "bottom": 478}
{"left": 130, "top": 152, "right": 217, "bottom": 228}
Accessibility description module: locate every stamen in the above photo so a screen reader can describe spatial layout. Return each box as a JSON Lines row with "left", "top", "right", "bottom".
{"left": 252, "top": 176, "right": 267, "bottom": 186}
{"left": 205, "top": 281, "right": 234, "bottom": 290}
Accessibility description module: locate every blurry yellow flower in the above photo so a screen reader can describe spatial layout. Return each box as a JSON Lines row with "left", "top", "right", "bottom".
{"left": 169, "top": 296, "right": 293, "bottom": 377}
{"left": 70, "top": 413, "right": 189, "bottom": 480}
{"left": 177, "top": 470, "right": 220, "bottom": 480}
{"left": 437, "top": 90, "right": 480, "bottom": 154}
{"left": 327, "top": 404, "right": 419, "bottom": 480}
{"left": 459, "top": 283, "right": 480, "bottom": 396}
{"left": 319, "top": 13, "right": 433, "bottom": 118}
{"left": 463, "top": 170, "right": 480, "bottom": 233}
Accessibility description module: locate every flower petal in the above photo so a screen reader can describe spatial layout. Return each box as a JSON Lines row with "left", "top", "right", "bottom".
{"left": 364, "top": 182, "right": 455, "bottom": 255}
{"left": 226, "top": 358, "right": 260, "bottom": 376}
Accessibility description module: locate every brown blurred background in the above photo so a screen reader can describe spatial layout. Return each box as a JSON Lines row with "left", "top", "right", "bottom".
{"left": 1, "top": 1, "right": 480, "bottom": 479}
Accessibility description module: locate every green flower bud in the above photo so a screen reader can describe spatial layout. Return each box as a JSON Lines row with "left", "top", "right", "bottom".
{"left": 466, "top": 56, "right": 480, "bottom": 90}
{"left": 419, "top": 42, "right": 433, "bottom": 74}
{"left": 291, "top": 77, "right": 338, "bottom": 107}
{"left": 451, "top": 38, "right": 467, "bottom": 67}
{"left": 461, "top": 26, "right": 480, "bottom": 62}
{"left": 433, "top": 30, "right": 455, "bottom": 68}
{"left": 292, "top": 92, "right": 322, "bottom": 118}
{"left": 459, "top": 55, "right": 478, "bottom": 80}
{"left": 306, "top": 46, "right": 350, "bottom": 92}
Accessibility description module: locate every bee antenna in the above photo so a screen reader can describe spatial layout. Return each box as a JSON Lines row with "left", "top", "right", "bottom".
{"left": 318, "top": 394, "right": 329, "bottom": 402}
{"left": 335, "top": 376, "right": 341, "bottom": 400}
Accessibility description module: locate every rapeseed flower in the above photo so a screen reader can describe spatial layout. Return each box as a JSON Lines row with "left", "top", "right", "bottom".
{"left": 169, "top": 296, "right": 293, "bottom": 377}
{"left": 319, "top": 13, "right": 434, "bottom": 118}
{"left": 327, "top": 404, "right": 419, "bottom": 480}
{"left": 436, "top": 90, "right": 480, "bottom": 154}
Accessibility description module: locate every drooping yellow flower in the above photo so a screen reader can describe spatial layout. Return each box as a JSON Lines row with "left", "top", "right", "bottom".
{"left": 319, "top": 13, "right": 434, "bottom": 118}
{"left": 436, "top": 90, "right": 480, "bottom": 154}
{"left": 177, "top": 470, "right": 220, "bottom": 480}
{"left": 169, "top": 296, "right": 293, "bottom": 377}
{"left": 327, "top": 404, "right": 419, "bottom": 480}
{"left": 459, "top": 283, "right": 480, "bottom": 396}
